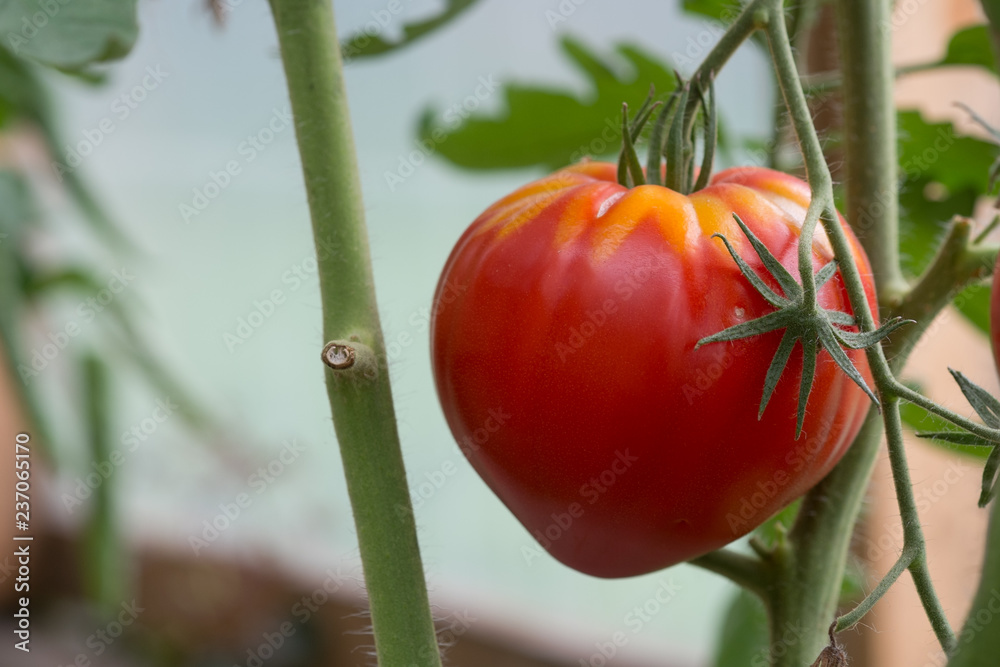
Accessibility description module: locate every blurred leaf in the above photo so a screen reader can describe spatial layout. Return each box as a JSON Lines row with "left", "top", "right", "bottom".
{"left": 940, "top": 25, "right": 997, "bottom": 75}
{"left": 713, "top": 589, "right": 768, "bottom": 667}
{"left": 0, "top": 45, "right": 128, "bottom": 249}
{"left": 0, "top": 0, "right": 138, "bottom": 72}
{"left": 419, "top": 37, "right": 678, "bottom": 171}
{"left": 102, "top": 306, "right": 212, "bottom": 430}
{"left": 897, "top": 179, "right": 978, "bottom": 276}
{"left": 340, "top": 0, "right": 480, "bottom": 61}
{"left": 954, "top": 281, "right": 992, "bottom": 335}
{"left": 841, "top": 559, "right": 865, "bottom": 603}
{"left": 682, "top": 0, "right": 742, "bottom": 22}
{"left": 899, "top": 381, "right": 992, "bottom": 459}
{"left": 753, "top": 499, "right": 799, "bottom": 550}
{"left": 0, "top": 215, "right": 54, "bottom": 461}
{"left": 897, "top": 109, "right": 997, "bottom": 276}
{"left": 0, "top": 44, "right": 47, "bottom": 126}
{"left": 898, "top": 110, "right": 996, "bottom": 193}
{"left": 0, "top": 169, "right": 35, "bottom": 239}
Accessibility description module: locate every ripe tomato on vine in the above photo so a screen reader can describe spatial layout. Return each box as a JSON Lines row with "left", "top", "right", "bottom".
{"left": 431, "top": 159, "right": 878, "bottom": 577}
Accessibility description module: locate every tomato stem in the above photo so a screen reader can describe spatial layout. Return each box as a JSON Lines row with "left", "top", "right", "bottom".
{"left": 267, "top": 2, "right": 443, "bottom": 665}
{"left": 834, "top": 0, "right": 910, "bottom": 308}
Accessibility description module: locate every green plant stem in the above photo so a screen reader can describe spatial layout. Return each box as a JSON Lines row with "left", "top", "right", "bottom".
{"left": 947, "top": 500, "right": 1000, "bottom": 666}
{"left": 669, "top": 0, "right": 768, "bottom": 190}
{"left": 764, "top": 9, "right": 828, "bottom": 306}
{"left": 834, "top": 0, "right": 909, "bottom": 308}
{"left": 835, "top": 398, "right": 956, "bottom": 649}
{"left": 763, "top": 0, "right": 958, "bottom": 660}
{"left": 82, "top": 354, "right": 124, "bottom": 617}
{"left": 267, "top": 2, "right": 441, "bottom": 665}
{"left": 892, "top": 381, "right": 1000, "bottom": 443}
{"left": 802, "top": 61, "right": 944, "bottom": 94}
{"left": 689, "top": 0, "right": 999, "bottom": 662}
{"left": 885, "top": 218, "right": 998, "bottom": 368}
{"left": 689, "top": 548, "right": 771, "bottom": 598}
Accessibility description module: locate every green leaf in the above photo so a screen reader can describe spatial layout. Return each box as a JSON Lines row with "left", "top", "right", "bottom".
{"left": 340, "top": 0, "right": 480, "bottom": 61}
{"left": 683, "top": 0, "right": 742, "bottom": 22}
{"left": 940, "top": 25, "right": 997, "bottom": 75}
{"left": 418, "top": 37, "right": 678, "bottom": 171}
{"left": 712, "top": 589, "right": 769, "bottom": 667}
{"left": 954, "top": 282, "right": 992, "bottom": 335}
{"left": 753, "top": 499, "right": 799, "bottom": 549}
{"left": 0, "top": 0, "right": 138, "bottom": 72}
{"left": 897, "top": 110, "right": 998, "bottom": 277}
{"left": 898, "top": 110, "right": 997, "bottom": 194}
{"left": 0, "top": 169, "right": 35, "bottom": 238}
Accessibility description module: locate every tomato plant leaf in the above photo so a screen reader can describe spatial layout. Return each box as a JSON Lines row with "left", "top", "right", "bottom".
{"left": 949, "top": 368, "right": 1000, "bottom": 428}
{"left": 0, "top": 169, "right": 35, "bottom": 240}
{"left": 940, "top": 25, "right": 997, "bottom": 75}
{"left": 0, "top": 0, "right": 138, "bottom": 72}
{"left": 712, "top": 589, "right": 769, "bottom": 667}
{"left": 340, "top": 0, "right": 481, "bottom": 61}
{"left": 417, "top": 37, "right": 679, "bottom": 171}
{"left": 896, "top": 109, "right": 998, "bottom": 333}
{"left": 954, "top": 282, "right": 992, "bottom": 335}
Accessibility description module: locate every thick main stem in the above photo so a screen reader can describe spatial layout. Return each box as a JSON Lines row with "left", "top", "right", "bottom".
{"left": 948, "top": 501, "right": 1000, "bottom": 666}
{"left": 268, "top": 2, "right": 442, "bottom": 665}
{"left": 768, "top": 409, "right": 885, "bottom": 665}
{"left": 835, "top": 0, "right": 909, "bottom": 307}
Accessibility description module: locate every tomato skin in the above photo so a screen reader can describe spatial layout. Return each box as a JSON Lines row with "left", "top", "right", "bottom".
{"left": 431, "top": 162, "right": 877, "bottom": 578}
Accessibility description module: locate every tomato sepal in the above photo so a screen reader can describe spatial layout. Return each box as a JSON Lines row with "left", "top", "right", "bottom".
{"left": 697, "top": 212, "right": 906, "bottom": 436}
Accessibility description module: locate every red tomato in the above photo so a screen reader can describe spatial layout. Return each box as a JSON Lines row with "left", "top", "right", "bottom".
{"left": 431, "top": 161, "right": 877, "bottom": 578}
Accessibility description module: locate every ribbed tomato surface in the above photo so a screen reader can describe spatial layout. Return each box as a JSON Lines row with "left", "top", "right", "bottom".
{"left": 431, "top": 161, "right": 877, "bottom": 577}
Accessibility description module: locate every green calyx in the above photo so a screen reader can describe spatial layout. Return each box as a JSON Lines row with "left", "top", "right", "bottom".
{"left": 616, "top": 74, "right": 718, "bottom": 194}
{"left": 695, "top": 214, "right": 911, "bottom": 438}
{"left": 916, "top": 369, "right": 1000, "bottom": 507}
